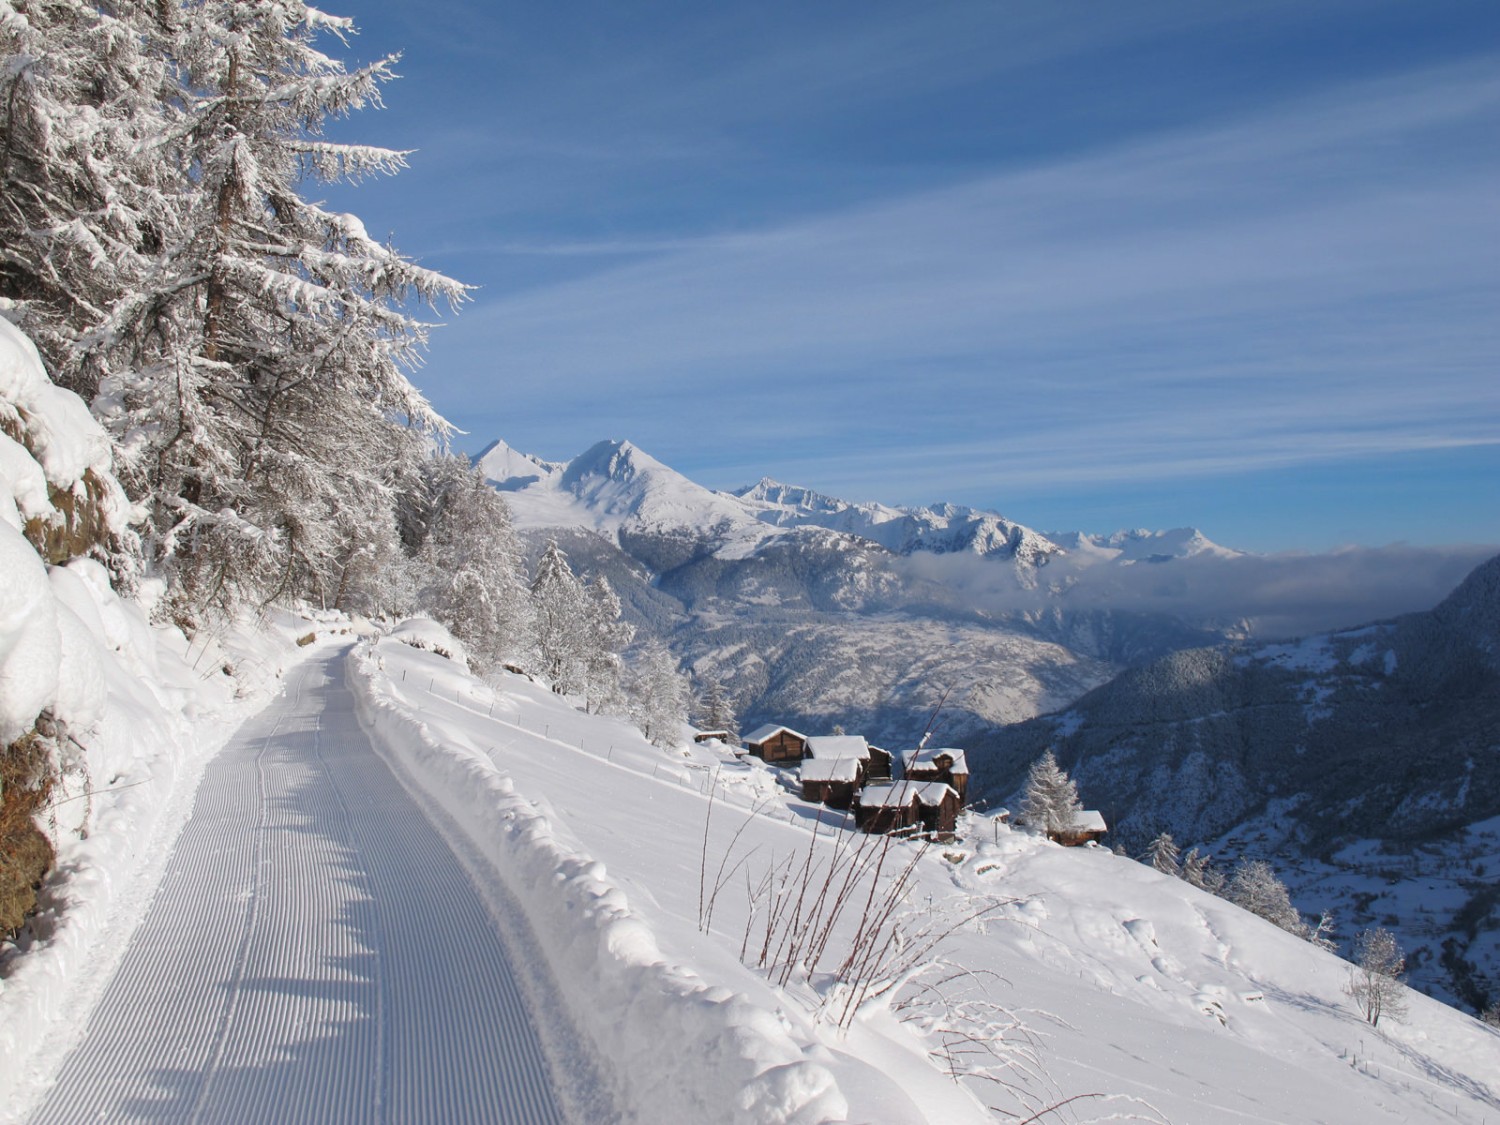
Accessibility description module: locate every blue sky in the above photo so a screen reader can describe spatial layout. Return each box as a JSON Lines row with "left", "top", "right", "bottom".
{"left": 324, "top": 0, "right": 1499, "bottom": 552}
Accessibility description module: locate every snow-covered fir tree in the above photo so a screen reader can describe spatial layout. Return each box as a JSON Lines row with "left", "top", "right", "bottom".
{"left": 628, "top": 639, "right": 688, "bottom": 748}
{"left": 1019, "top": 749, "right": 1082, "bottom": 838}
{"left": 2, "top": 1, "right": 468, "bottom": 622}
{"left": 0, "top": 0, "right": 178, "bottom": 395}
{"left": 581, "top": 573, "right": 632, "bottom": 714}
{"left": 418, "top": 458, "right": 533, "bottom": 673}
{"left": 530, "top": 540, "right": 589, "bottom": 694}
{"left": 146, "top": 2, "right": 468, "bottom": 622}
{"left": 1144, "top": 832, "right": 1181, "bottom": 877}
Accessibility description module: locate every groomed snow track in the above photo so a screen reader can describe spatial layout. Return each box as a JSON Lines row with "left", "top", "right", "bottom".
{"left": 29, "top": 649, "right": 574, "bottom": 1124}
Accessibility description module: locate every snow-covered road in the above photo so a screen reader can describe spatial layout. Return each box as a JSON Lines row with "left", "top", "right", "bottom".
{"left": 28, "top": 648, "right": 578, "bottom": 1124}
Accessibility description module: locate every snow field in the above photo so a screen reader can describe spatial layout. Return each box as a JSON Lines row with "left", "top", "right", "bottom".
{"left": 357, "top": 631, "right": 1500, "bottom": 1124}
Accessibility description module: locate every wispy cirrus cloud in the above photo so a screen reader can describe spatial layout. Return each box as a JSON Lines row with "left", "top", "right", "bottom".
{"left": 440, "top": 59, "right": 1497, "bottom": 510}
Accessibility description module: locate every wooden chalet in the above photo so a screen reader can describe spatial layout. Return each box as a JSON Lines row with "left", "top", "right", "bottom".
{"left": 799, "top": 755, "right": 864, "bottom": 809}
{"left": 741, "top": 724, "right": 808, "bottom": 763}
{"left": 1051, "top": 810, "right": 1108, "bottom": 847}
{"left": 902, "top": 747, "right": 969, "bottom": 800}
{"left": 692, "top": 729, "right": 731, "bottom": 744}
{"left": 865, "top": 744, "right": 893, "bottom": 781}
{"left": 853, "top": 781, "right": 962, "bottom": 840}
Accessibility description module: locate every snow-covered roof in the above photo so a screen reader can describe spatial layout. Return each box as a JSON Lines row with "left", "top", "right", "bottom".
{"left": 804, "top": 734, "right": 869, "bottom": 760}
{"left": 742, "top": 723, "right": 807, "bottom": 745}
{"left": 903, "top": 746, "right": 968, "bottom": 774}
{"left": 799, "top": 757, "right": 862, "bottom": 783}
{"left": 1074, "top": 810, "right": 1108, "bottom": 833}
{"left": 857, "top": 781, "right": 957, "bottom": 808}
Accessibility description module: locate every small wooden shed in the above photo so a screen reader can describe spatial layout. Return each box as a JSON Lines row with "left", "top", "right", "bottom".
{"left": 1051, "top": 810, "right": 1108, "bottom": 847}
{"left": 902, "top": 747, "right": 969, "bottom": 800}
{"left": 799, "top": 755, "right": 864, "bottom": 809}
{"left": 692, "top": 729, "right": 731, "bottom": 745}
{"left": 741, "top": 723, "right": 809, "bottom": 763}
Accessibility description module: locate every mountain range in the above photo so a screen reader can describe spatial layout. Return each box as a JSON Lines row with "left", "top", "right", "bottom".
{"left": 475, "top": 438, "right": 1241, "bottom": 742}
{"left": 478, "top": 437, "right": 1234, "bottom": 575}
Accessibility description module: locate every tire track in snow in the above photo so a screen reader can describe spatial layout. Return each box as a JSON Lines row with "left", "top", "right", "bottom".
{"left": 29, "top": 650, "right": 573, "bottom": 1124}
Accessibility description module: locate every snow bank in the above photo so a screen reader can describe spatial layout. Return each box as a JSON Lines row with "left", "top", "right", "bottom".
{"left": 0, "top": 317, "right": 127, "bottom": 541}
{"left": 348, "top": 640, "right": 848, "bottom": 1125}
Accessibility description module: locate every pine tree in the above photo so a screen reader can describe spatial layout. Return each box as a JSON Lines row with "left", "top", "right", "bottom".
{"left": 0, "top": 0, "right": 179, "bottom": 393}
{"left": 1144, "top": 832, "right": 1181, "bottom": 877}
{"left": 145, "top": 3, "right": 468, "bottom": 621}
{"left": 1019, "top": 749, "right": 1081, "bottom": 839}
{"left": 0, "top": 1, "right": 470, "bottom": 622}
{"left": 1346, "top": 927, "right": 1407, "bottom": 1028}
{"left": 530, "top": 540, "right": 588, "bottom": 694}
{"left": 628, "top": 639, "right": 689, "bottom": 748}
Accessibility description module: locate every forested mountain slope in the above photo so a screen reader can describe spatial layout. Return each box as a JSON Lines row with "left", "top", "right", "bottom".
{"left": 968, "top": 552, "right": 1500, "bottom": 1012}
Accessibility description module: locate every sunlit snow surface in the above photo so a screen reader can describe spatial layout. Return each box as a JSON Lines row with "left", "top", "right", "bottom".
{"left": 347, "top": 637, "right": 1500, "bottom": 1123}
{"left": 27, "top": 652, "right": 580, "bottom": 1124}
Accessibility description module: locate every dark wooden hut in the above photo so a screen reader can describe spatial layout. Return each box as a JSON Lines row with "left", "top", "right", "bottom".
{"left": 853, "top": 781, "right": 961, "bottom": 839}
{"left": 741, "top": 724, "right": 809, "bottom": 763}
{"left": 799, "top": 755, "right": 863, "bottom": 809}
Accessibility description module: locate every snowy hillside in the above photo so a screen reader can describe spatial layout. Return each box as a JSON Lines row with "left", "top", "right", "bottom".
{"left": 969, "top": 552, "right": 1500, "bottom": 1015}
{"left": 346, "top": 633, "right": 1500, "bottom": 1123}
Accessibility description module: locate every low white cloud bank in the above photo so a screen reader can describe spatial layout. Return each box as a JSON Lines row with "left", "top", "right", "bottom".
{"left": 899, "top": 543, "right": 1499, "bottom": 640}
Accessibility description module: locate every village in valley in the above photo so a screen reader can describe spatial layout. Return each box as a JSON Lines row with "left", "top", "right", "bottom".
{"left": 703, "top": 722, "right": 1108, "bottom": 846}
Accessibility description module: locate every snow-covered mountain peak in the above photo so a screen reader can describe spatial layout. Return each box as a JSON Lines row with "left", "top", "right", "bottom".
{"left": 559, "top": 438, "right": 747, "bottom": 531}
{"left": 734, "top": 477, "right": 876, "bottom": 517}
{"left": 475, "top": 438, "right": 563, "bottom": 491}
{"left": 480, "top": 436, "right": 753, "bottom": 538}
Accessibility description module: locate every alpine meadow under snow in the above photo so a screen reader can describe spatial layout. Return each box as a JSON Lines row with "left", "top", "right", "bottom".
{"left": 2, "top": 2, "right": 1499, "bottom": 1123}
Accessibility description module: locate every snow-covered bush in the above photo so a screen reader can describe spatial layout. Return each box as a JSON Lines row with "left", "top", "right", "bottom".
{"left": 1226, "top": 859, "right": 1307, "bottom": 936}
{"left": 1347, "top": 926, "right": 1408, "bottom": 1028}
